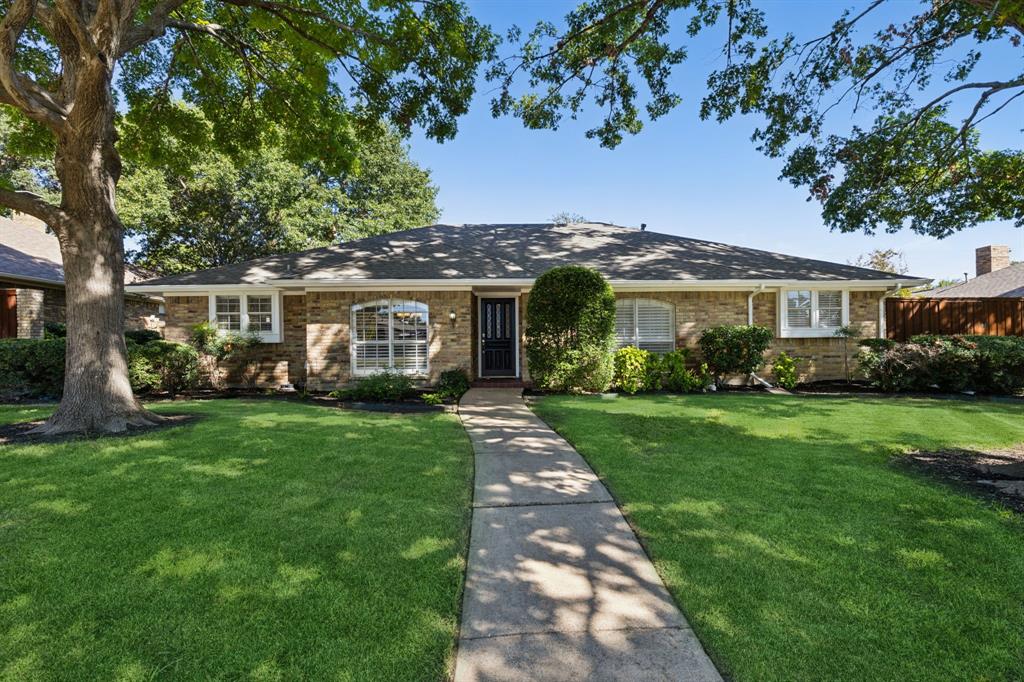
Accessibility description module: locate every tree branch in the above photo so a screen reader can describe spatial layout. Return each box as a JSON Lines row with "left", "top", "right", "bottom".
{"left": 0, "top": 0, "right": 68, "bottom": 131}
{"left": 0, "top": 188, "right": 74, "bottom": 235}
{"left": 118, "top": 0, "right": 188, "bottom": 55}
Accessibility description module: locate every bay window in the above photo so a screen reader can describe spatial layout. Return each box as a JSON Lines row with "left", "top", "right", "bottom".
{"left": 780, "top": 289, "right": 848, "bottom": 337}
{"left": 615, "top": 299, "right": 675, "bottom": 353}
{"left": 351, "top": 300, "right": 429, "bottom": 375}
{"left": 208, "top": 292, "right": 281, "bottom": 342}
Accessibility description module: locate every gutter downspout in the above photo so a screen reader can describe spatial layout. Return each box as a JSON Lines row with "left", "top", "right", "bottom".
{"left": 746, "top": 283, "right": 765, "bottom": 325}
{"left": 879, "top": 283, "right": 901, "bottom": 339}
{"left": 747, "top": 284, "right": 772, "bottom": 387}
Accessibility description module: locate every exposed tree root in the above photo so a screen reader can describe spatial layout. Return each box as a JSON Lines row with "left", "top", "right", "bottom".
{"left": 28, "top": 405, "right": 165, "bottom": 436}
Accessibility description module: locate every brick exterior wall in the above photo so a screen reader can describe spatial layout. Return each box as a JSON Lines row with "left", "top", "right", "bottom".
{"left": 6, "top": 285, "right": 163, "bottom": 339}
{"left": 611, "top": 289, "right": 883, "bottom": 382}
{"left": 161, "top": 286, "right": 886, "bottom": 389}
{"left": 305, "top": 290, "right": 473, "bottom": 391}
{"left": 15, "top": 288, "right": 44, "bottom": 338}
{"left": 164, "top": 294, "right": 307, "bottom": 388}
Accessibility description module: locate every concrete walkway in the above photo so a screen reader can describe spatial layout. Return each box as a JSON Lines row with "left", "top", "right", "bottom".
{"left": 454, "top": 389, "right": 722, "bottom": 682}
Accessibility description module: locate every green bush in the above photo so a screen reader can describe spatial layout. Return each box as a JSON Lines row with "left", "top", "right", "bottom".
{"left": 539, "top": 346, "right": 615, "bottom": 394}
{"left": 0, "top": 338, "right": 66, "bottom": 397}
{"left": 190, "top": 321, "right": 219, "bottom": 351}
{"left": 43, "top": 321, "right": 66, "bottom": 339}
{"left": 859, "top": 335, "right": 1024, "bottom": 395}
{"left": 973, "top": 337, "right": 1024, "bottom": 394}
{"left": 437, "top": 368, "right": 471, "bottom": 401}
{"left": 0, "top": 338, "right": 198, "bottom": 398}
{"left": 612, "top": 347, "right": 706, "bottom": 394}
{"left": 772, "top": 352, "right": 799, "bottom": 390}
{"left": 659, "top": 349, "right": 708, "bottom": 393}
{"left": 525, "top": 266, "right": 616, "bottom": 393}
{"left": 126, "top": 342, "right": 161, "bottom": 393}
{"left": 858, "top": 338, "right": 896, "bottom": 352}
{"left": 698, "top": 325, "right": 774, "bottom": 384}
{"left": 613, "top": 346, "right": 649, "bottom": 394}
{"left": 125, "top": 329, "right": 162, "bottom": 344}
{"left": 138, "top": 340, "right": 200, "bottom": 395}
{"left": 422, "top": 392, "right": 443, "bottom": 406}
{"left": 335, "top": 370, "right": 415, "bottom": 402}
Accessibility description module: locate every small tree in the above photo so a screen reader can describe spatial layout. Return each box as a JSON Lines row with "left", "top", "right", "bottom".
{"left": 833, "top": 324, "right": 859, "bottom": 383}
{"left": 698, "top": 325, "right": 774, "bottom": 387}
{"left": 525, "top": 266, "right": 616, "bottom": 393}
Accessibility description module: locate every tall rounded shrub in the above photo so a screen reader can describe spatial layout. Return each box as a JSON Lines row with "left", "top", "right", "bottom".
{"left": 526, "top": 266, "right": 616, "bottom": 392}
{"left": 698, "top": 324, "right": 774, "bottom": 385}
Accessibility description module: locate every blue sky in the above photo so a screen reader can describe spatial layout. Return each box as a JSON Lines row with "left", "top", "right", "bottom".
{"left": 408, "top": 0, "right": 1023, "bottom": 282}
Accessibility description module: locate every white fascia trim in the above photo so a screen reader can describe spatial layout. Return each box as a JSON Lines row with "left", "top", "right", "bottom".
{"left": 129, "top": 276, "right": 929, "bottom": 295}
{"left": 125, "top": 283, "right": 284, "bottom": 295}
{"left": 0, "top": 272, "right": 65, "bottom": 288}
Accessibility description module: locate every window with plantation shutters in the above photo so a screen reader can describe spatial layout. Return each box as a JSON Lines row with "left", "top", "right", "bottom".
{"left": 780, "top": 289, "right": 848, "bottom": 337}
{"left": 351, "top": 300, "right": 429, "bottom": 375}
{"left": 615, "top": 299, "right": 675, "bottom": 353}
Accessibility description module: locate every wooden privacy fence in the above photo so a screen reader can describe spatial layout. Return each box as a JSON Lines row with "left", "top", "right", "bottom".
{"left": 886, "top": 297, "right": 1024, "bottom": 341}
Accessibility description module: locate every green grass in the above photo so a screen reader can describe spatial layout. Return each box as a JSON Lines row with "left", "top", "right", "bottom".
{"left": 533, "top": 393, "right": 1024, "bottom": 682}
{"left": 0, "top": 400, "right": 473, "bottom": 681}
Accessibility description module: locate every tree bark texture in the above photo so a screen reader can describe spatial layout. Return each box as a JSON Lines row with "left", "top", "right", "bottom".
{"left": 31, "top": 55, "right": 161, "bottom": 434}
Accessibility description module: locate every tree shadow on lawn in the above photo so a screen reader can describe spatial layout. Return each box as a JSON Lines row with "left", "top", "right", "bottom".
{"left": 535, "top": 395, "right": 1024, "bottom": 682}
{"left": 0, "top": 400, "right": 474, "bottom": 680}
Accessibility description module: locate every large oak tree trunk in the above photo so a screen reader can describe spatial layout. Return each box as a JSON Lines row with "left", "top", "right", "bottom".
{"left": 33, "top": 56, "right": 161, "bottom": 435}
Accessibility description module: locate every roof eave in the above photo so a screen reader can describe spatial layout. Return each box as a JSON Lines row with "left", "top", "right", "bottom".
{"left": 126, "top": 276, "right": 930, "bottom": 295}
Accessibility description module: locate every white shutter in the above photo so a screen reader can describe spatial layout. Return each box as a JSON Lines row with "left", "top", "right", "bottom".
{"left": 786, "top": 291, "right": 812, "bottom": 328}
{"left": 635, "top": 300, "right": 674, "bottom": 353}
{"left": 817, "top": 291, "right": 843, "bottom": 328}
{"left": 615, "top": 301, "right": 636, "bottom": 348}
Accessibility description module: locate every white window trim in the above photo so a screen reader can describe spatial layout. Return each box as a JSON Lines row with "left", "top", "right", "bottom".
{"left": 779, "top": 289, "right": 849, "bottom": 338}
{"left": 207, "top": 290, "right": 282, "bottom": 343}
{"left": 350, "top": 299, "right": 430, "bottom": 377}
{"left": 615, "top": 298, "right": 676, "bottom": 352}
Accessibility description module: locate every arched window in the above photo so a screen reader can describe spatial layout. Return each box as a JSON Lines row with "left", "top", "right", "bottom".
{"left": 351, "top": 300, "right": 429, "bottom": 375}
{"left": 615, "top": 298, "right": 675, "bottom": 353}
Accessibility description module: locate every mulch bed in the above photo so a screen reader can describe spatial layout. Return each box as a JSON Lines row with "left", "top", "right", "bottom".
{"left": 900, "top": 445, "right": 1024, "bottom": 514}
{"left": 0, "top": 414, "right": 201, "bottom": 446}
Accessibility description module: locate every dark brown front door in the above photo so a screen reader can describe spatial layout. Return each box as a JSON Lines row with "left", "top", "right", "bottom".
{"left": 0, "top": 290, "right": 16, "bottom": 338}
{"left": 480, "top": 297, "right": 517, "bottom": 377}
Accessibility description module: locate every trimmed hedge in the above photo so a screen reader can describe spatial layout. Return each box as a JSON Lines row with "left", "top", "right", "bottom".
{"left": 859, "top": 335, "right": 1024, "bottom": 394}
{"left": 525, "top": 266, "right": 616, "bottom": 393}
{"left": 0, "top": 337, "right": 199, "bottom": 398}
{"left": 698, "top": 325, "right": 774, "bottom": 384}
{"left": 0, "top": 338, "right": 66, "bottom": 398}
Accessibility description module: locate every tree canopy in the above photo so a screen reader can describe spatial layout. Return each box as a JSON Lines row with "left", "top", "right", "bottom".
{"left": 0, "top": 0, "right": 496, "bottom": 434}
{"left": 120, "top": 125, "right": 438, "bottom": 273}
{"left": 490, "top": 0, "right": 1023, "bottom": 237}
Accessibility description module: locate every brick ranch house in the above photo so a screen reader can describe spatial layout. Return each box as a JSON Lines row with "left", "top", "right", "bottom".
{"left": 128, "top": 222, "right": 930, "bottom": 389}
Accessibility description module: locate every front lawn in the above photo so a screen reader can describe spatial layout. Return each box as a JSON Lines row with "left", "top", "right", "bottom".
{"left": 0, "top": 400, "right": 473, "bottom": 680}
{"left": 533, "top": 394, "right": 1024, "bottom": 682}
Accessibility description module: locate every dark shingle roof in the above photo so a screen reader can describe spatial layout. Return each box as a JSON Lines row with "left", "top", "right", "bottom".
{"left": 135, "top": 222, "right": 922, "bottom": 287}
{"left": 919, "top": 262, "right": 1024, "bottom": 298}
{"left": 0, "top": 216, "right": 158, "bottom": 288}
{"left": 0, "top": 217, "right": 64, "bottom": 285}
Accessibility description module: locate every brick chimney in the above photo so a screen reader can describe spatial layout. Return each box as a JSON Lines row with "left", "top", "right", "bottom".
{"left": 976, "top": 245, "right": 1010, "bottom": 276}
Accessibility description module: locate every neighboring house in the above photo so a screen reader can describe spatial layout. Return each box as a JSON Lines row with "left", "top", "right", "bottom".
{"left": 919, "top": 245, "right": 1023, "bottom": 298}
{"left": 128, "top": 222, "right": 930, "bottom": 388}
{"left": 0, "top": 214, "right": 164, "bottom": 338}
